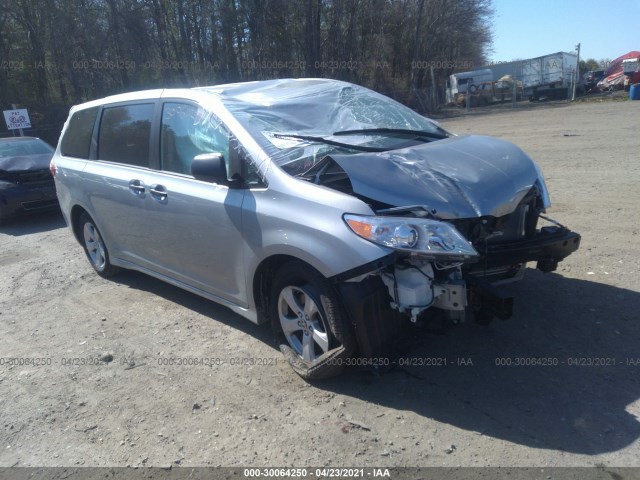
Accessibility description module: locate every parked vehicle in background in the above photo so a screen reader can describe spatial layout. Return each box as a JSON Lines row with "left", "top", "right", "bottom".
{"left": 0, "top": 137, "right": 58, "bottom": 223}
{"left": 446, "top": 69, "right": 493, "bottom": 104}
{"left": 520, "top": 52, "right": 578, "bottom": 100}
{"left": 454, "top": 81, "right": 495, "bottom": 107}
{"left": 51, "top": 79, "right": 581, "bottom": 379}
{"left": 597, "top": 51, "right": 640, "bottom": 91}
{"left": 494, "top": 75, "right": 523, "bottom": 101}
{"left": 584, "top": 70, "right": 605, "bottom": 92}
{"left": 448, "top": 70, "right": 524, "bottom": 107}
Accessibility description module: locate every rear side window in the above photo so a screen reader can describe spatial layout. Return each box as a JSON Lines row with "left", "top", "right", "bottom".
{"left": 98, "top": 104, "right": 154, "bottom": 167}
{"left": 60, "top": 107, "right": 99, "bottom": 159}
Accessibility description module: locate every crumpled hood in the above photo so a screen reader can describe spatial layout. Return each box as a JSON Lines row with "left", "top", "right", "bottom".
{"left": 0, "top": 153, "right": 53, "bottom": 173}
{"left": 329, "top": 135, "right": 541, "bottom": 219}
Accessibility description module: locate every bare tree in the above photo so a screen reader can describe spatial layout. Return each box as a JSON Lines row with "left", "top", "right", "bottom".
{"left": 0, "top": 0, "right": 494, "bottom": 127}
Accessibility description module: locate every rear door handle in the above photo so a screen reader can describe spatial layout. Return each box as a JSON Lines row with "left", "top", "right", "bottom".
{"left": 149, "top": 184, "right": 168, "bottom": 203}
{"left": 129, "top": 179, "right": 145, "bottom": 197}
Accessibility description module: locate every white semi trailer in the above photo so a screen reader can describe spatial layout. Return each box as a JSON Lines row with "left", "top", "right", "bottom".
{"left": 520, "top": 51, "right": 578, "bottom": 100}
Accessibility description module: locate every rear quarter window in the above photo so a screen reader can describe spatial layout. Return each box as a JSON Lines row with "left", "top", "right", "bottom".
{"left": 98, "top": 103, "right": 154, "bottom": 167}
{"left": 60, "top": 107, "right": 99, "bottom": 159}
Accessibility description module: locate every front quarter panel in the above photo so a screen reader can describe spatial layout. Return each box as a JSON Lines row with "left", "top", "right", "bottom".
{"left": 242, "top": 179, "right": 390, "bottom": 286}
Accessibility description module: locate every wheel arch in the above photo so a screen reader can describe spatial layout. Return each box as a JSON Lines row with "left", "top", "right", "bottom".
{"left": 70, "top": 205, "right": 90, "bottom": 244}
{"left": 252, "top": 254, "right": 307, "bottom": 325}
{"left": 250, "top": 239, "right": 392, "bottom": 326}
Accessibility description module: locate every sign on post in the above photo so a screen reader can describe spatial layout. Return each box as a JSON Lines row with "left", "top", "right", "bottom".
{"left": 3, "top": 109, "right": 32, "bottom": 130}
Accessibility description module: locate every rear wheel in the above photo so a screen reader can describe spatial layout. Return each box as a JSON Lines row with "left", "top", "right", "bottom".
{"left": 78, "top": 212, "right": 120, "bottom": 278}
{"left": 270, "top": 261, "right": 354, "bottom": 380}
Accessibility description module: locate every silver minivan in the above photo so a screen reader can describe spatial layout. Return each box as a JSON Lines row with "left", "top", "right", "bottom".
{"left": 51, "top": 79, "right": 580, "bottom": 379}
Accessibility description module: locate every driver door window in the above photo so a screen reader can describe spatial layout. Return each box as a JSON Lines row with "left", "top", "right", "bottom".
{"left": 160, "top": 102, "right": 229, "bottom": 175}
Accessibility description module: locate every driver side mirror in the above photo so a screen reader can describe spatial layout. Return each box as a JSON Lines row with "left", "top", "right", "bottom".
{"left": 191, "top": 153, "right": 228, "bottom": 184}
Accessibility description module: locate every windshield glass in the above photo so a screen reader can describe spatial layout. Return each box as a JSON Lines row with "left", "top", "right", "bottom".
{"left": 0, "top": 139, "right": 54, "bottom": 158}
{"left": 199, "top": 79, "right": 448, "bottom": 174}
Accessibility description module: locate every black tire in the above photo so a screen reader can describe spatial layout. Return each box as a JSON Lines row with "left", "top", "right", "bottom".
{"left": 78, "top": 212, "right": 120, "bottom": 278}
{"left": 270, "top": 260, "right": 355, "bottom": 380}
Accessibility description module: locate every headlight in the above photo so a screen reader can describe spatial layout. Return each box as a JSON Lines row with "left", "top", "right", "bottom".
{"left": 344, "top": 214, "right": 478, "bottom": 260}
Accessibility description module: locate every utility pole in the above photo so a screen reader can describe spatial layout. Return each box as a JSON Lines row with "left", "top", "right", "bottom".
{"left": 572, "top": 43, "right": 581, "bottom": 101}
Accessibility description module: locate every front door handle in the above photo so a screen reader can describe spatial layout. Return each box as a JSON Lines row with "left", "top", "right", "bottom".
{"left": 149, "top": 184, "right": 168, "bottom": 203}
{"left": 129, "top": 179, "right": 145, "bottom": 197}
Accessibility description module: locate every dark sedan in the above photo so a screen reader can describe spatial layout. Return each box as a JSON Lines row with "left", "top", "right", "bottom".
{"left": 0, "top": 136, "right": 58, "bottom": 223}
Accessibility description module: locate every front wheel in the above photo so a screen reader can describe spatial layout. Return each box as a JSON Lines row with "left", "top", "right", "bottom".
{"left": 270, "top": 261, "right": 354, "bottom": 380}
{"left": 78, "top": 212, "right": 120, "bottom": 278}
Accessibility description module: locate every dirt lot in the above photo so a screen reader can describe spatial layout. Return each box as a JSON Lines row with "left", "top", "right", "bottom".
{"left": 1, "top": 100, "right": 639, "bottom": 470}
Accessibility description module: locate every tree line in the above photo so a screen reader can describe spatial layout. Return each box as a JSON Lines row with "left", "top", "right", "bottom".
{"left": 0, "top": 0, "right": 493, "bottom": 142}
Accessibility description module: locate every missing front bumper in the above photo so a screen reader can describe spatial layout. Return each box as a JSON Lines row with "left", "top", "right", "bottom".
{"left": 481, "top": 226, "right": 581, "bottom": 272}
{"left": 335, "top": 224, "right": 581, "bottom": 358}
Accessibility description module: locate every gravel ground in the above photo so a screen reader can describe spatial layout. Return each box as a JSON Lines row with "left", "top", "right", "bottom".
{"left": 1, "top": 99, "right": 639, "bottom": 470}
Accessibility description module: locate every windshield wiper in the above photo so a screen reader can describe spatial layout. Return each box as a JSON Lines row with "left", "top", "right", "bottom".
{"left": 272, "top": 133, "right": 388, "bottom": 152}
{"left": 332, "top": 128, "right": 448, "bottom": 140}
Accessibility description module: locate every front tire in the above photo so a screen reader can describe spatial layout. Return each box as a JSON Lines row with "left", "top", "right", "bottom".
{"left": 270, "top": 261, "right": 354, "bottom": 380}
{"left": 78, "top": 212, "right": 120, "bottom": 278}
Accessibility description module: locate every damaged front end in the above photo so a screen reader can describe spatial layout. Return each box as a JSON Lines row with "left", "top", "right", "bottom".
{"left": 317, "top": 136, "right": 581, "bottom": 358}
{"left": 335, "top": 201, "right": 580, "bottom": 357}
